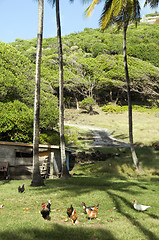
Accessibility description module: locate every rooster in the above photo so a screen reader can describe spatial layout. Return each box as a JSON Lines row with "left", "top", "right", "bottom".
{"left": 18, "top": 184, "right": 25, "bottom": 193}
{"left": 67, "top": 204, "right": 74, "bottom": 218}
{"left": 81, "top": 202, "right": 99, "bottom": 213}
{"left": 41, "top": 200, "right": 51, "bottom": 220}
{"left": 71, "top": 210, "right": 77, "bottom": 224}
{"left": 86, "top": 204, "right": 98, "bottom": 220}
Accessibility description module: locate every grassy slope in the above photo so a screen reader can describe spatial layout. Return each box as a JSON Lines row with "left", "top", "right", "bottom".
{"left": 64, "top": 108, "right": 159, "bottom": 146}
{"left": 0, "top": 108, "right": 159, "bottom": 240}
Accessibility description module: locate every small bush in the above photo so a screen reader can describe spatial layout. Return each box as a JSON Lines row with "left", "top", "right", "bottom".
{"left": 101, "top": 104, "right": 127, "bottom": 113}
{"left": 79, "top": 97, "right": 96, "bottom": 113}
{"left": 39, "top": 131, "right": 59, "bottom": 145}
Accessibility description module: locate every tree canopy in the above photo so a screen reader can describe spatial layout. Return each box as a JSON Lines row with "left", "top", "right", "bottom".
{"left": 10, "top": 24, "right": 159, "bottom": 107}
{"left": 0, "top": 41, "right": 58, "bottom": 143}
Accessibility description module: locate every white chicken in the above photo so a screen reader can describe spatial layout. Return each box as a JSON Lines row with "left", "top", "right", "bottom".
{"left": 133, "top": 200, "right": 150, "bottom": 211}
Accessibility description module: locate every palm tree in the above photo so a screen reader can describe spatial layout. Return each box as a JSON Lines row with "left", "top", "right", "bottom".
{"left": 55, "top": 0, "right": 71, "bottom": 178}
{"left": 48, "top": 0, "right": 71, "bottom": 178}
{"left": 85, "top": 0, "right": 140, "bottom": 170}
{"left": 31, "top": 0, "right": 44, "bottom": 186}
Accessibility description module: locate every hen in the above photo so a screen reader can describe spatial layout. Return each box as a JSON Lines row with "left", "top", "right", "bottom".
{"left": 18, "top": 184, "right": 25, "bottom": 193}
{"left": 71, "top": 210, "right": 77, "bottom": 224}
{"left": 41, "top": 200, "right": 51, "bottom": 220}
{"left": 81, "top": 202, "right": 99, "bottom": 213}
{"left": 67, "top": 204, "right": 74, "bottom": 218}
{"left": 86, "top": 204, "right": 98, "bottom": 220}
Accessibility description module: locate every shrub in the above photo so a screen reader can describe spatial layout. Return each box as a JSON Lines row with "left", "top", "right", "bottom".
{"left": 79, "top": 97, "right": 96, "bottom": 113}
{"left": 101, "top": 104, "right": 128, "bottom": 113}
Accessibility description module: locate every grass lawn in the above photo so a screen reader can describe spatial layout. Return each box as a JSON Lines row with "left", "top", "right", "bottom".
{"left": 0, "top": 168, "right": 159, "bottom": 240}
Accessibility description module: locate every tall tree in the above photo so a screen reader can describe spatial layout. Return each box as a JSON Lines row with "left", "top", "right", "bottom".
{"left": 56, "top": 0, "right": 71, "bottom": 178}
{"left": 49, "top": 0, "right": 71, "bottom": 178}
{"left": 31, "top": 0, "right": 44, "bottom": 186}
{"left": 85, "top": 0, "right": 140, "bottom": 170}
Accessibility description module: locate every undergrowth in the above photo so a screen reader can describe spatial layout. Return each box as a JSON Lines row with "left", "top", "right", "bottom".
{"left": 101, "top": 104, "right": 159, "bottom": 114}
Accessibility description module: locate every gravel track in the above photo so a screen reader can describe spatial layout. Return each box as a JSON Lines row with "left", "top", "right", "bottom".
{"left": 65, "top": 123, "right": 129, "bottom": 147}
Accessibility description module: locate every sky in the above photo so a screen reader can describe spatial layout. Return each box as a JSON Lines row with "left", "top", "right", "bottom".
{"left": 0, "top": 0, "right": 158, "bottom": 43}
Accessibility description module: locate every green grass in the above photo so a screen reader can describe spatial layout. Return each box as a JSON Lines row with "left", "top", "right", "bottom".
{"left": 1, "top": 107, "right": 158, "bottom": 240}
{"left": 0, "top": 164, "right": 159, "bottom": 240}
{"left": 64, "top": 108, "right": 159, "bottom": 146}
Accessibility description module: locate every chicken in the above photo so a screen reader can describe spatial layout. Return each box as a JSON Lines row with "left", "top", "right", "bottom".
{"left": 86, "top": 204, "right": 98, "bottom": 220}
{"left": 133, "top": 200, "right": 150, "bottom": 211}
{"left": 0, "top": 204, "right": 4, "bottom": 209}
{"left": 41, "top": 200, "right": 51, "bottom": 220}
{"left": 81, "top": 202, "right": 99, "bottom": 213}
{"left": 71, "top": 210, "right": 77, "bottom": 224}
{"left": 67, "top": 204, "right": 74, "bottom": 218}
{"left": 18, "top": 184, "right": 25, "bottom": 193}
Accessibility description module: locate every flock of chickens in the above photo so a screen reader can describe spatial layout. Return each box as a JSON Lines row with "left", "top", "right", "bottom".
{"left": 40, "top": 200, "right": 100, "bottom": 223}
{"left": 1, "top": 183, "right": 149, "bottom": 224}
{"left": 40, "top": 199, "right": 151, "bottom": 224}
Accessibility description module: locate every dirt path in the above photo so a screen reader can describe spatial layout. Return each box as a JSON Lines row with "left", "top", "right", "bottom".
{"left": 65, "top": 123, "right": 129, "bottom": 147}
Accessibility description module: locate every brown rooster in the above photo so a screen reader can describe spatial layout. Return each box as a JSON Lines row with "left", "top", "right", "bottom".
{"left": 86, "top": 204, "right": 98, "bottom": 220}
{"left": 71, "top": 210, "right": 77, "bottom": 224}
{"left": 67, "top": 204, "right": 73, "bottom": 218}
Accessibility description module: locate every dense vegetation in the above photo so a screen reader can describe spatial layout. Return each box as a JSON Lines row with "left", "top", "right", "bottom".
{"left": 0, "top": 23, "right": 159, "bottom": 143}
{"left": 0, "top": 42, "right": 58, "bottom": 143}
{"left": 11, "top": 23, "right": 159, "bottom": 108}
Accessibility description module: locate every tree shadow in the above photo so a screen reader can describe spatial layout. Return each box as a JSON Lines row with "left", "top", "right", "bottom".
{"left": 28, "top": 176, "right": 143, "bottom": 200}
{"left": 107, "top": 190, "right": 159, "bottom": 240}
{"left": 0, "top": 179, "right": 11, "bottom": 185}
{"left": 136, "top": 146, "right": 159, "bottom": 171}
{"left": 0, "top": 223, "right": 117, "bottom": 240}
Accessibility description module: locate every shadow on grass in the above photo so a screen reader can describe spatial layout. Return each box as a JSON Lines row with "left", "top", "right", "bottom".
{"left": 107, "top": 190, "right": 159, "bottom": 240}
{"left": 0, "top": 180, "right": 11, "bottom": 185}
{"left": 136, "top": 146, "right": 159, "bottom": 171}
{"left": 0, "top": 223, "right": 117, "bottom": 240}
{"left": 28, "top": 176, "right": 141, "bottom": 197}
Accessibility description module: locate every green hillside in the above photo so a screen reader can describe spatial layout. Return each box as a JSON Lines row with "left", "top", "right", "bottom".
{"left": 11, "top": 23, "right": 159, "bottom": 107}
{"left": 0, "top": 23, "right": 159, "bottom": 143}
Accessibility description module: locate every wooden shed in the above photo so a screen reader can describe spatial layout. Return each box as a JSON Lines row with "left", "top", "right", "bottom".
{"left": 0, "top": 141, "right": 74, "bottom": 180}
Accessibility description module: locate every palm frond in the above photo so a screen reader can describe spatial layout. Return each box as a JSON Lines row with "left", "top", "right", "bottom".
{"left": 99, "top": 0, "right": 140, "bottom": 30}
{"left": 85, "top": 0, "right": 102, "bottom": 17}
{"left": 99, "top": 0, "right": 125, "bottom": 29}
{"left": 47, "top": 0, "right": 55, "bottom": 7}
{"left": 144, "top": 0, "right": 159, "bottom": 8}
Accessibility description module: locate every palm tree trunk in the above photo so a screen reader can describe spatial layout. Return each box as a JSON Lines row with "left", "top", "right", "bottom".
{"left": 123, "top": 20, "right": 139, "bottom": 170}
{"left": 31, "top": 0, "right": 44, "bottom": 186}
{"left": 55, "top": 0, "right": 71, "bottom": 178}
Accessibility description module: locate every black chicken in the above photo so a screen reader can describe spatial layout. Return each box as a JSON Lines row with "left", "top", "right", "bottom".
{"left": 41, "top": 200, "right": 51, "bottom": 220}
{"left": 67, "top": 204, "right": 73, "bottom": 218}
{"left": 18, "top": 184, "right": 25, "bottom": 193}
